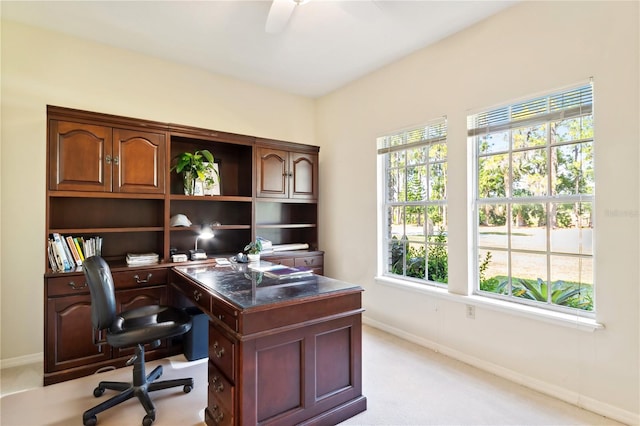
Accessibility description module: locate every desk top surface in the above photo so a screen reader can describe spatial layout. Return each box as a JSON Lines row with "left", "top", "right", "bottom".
{"left": 173, "top": 262, "right": 362, "bottom": 310}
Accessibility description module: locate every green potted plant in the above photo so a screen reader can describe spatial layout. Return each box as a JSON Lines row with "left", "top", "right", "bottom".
{"left": 244, "top": 239, "right": 263, "bottom": 262}
{"left": 170, "top": 149, "right": 217, "bottom": 196}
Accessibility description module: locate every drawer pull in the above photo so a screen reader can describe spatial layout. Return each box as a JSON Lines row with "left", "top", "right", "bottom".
{"left": 133, "top": 273, "right": 152, "bottom": 284}
{"left": 68, "top": 281, "right": 88, "bottom": 290}
{"left": 213, "top": 341, "right": 225, "bottom": 358}
{"left": 217, "top": 314, "right": 225, "bottom": 321}
{"left": 211, "top": 405, "right": 224, "bottom": 423}
{"left": 304, "top": 258, "right": 315, "bottom": 266}
{"left": 193, "top": 290, "right": 202, "bottom": 301}
{"left": 212, "top": 375, "right": 224, "bottom": 392}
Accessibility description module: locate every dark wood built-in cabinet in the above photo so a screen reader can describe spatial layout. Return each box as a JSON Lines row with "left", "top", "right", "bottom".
{"left": 255, "top": 143, "right": 318, "bottom": 200}
{"left": 44, "top": 106, "right": 323, "bottom": 385}
{"left": 49, "top": 120, "right": 166, "bottom": 194}
{"left": 44, "top": 266, "right": 175, "bottom": 384}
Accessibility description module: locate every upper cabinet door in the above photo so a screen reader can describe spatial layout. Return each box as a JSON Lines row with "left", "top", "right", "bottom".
{"left": 256, "top": 147, "right": 318, "bottom": 200}
{"left": 256, "top": 147, "right": 288, "bottom": 198}
{"left": 289, "top": 152, "right": 317, "bottom": 200}
{"left": 49, "top": 120, "right": 112, "bottom": 192}
{"left": 113, "top": 129, "right": 165, "bottom": 194}
{"left": 49, "top": 120, "right": 165, "bottom": 194}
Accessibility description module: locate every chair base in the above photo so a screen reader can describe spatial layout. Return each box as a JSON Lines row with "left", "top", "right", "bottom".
{"left": 82, "top": 345, "right": 193, "bottom": 426}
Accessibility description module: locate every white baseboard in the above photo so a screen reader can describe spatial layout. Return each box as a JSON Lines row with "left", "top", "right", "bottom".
{"left": 0, "top": 352, "right": 43, "bottom": 370}
{"left": 363, "top": 316, "right": 639, "bottom": 426}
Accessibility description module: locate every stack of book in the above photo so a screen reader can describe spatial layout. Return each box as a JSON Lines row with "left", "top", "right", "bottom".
{"left": 126, "top": 253, "right": 160, "bottom": 266}
{"left": 47, "top": 233, "right": 102, "bottom": 272}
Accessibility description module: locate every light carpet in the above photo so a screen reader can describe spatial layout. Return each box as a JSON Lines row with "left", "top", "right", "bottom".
{"left": 0, "top": 325, "right": 623, "bottom": 425}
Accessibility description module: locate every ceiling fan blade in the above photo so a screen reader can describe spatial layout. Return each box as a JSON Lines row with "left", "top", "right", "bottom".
{"left": 265, "top": 0, "right": 296, "bottom": 34}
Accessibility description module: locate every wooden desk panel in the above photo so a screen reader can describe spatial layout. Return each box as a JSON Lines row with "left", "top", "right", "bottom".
{"left": 169, "top": 266, "right": 366, "bottom": 426}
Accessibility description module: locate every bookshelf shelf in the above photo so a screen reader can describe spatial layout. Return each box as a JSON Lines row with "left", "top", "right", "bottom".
{"left": 169, "top": 195, "right": 252, "bottom": 203}
{"left": 50, "top": 227, "right": 164, "bottom": 234}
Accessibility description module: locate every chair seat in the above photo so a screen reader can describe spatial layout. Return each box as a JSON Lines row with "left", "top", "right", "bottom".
{"left": 107, "top": 305, "right": 192, "bottom": 348}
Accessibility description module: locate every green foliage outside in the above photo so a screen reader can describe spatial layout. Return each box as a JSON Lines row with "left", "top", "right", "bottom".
{"left": 390, "top": 231, "right": 448, "bottom": 284}
{"left": 478, "top": 251, "right": 593, "bottom": 311}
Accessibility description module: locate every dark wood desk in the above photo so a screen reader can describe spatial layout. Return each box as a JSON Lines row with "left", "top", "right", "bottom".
{"left": 170, "top": 263, "right": 367, "bottom": 426}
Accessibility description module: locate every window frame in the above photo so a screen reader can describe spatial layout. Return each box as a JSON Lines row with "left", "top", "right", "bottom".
{"left": 468, "top": 83, "right": 595, "bottom": 317}
{"left": 377, "top": 118, "right": 448, "bottom": 287}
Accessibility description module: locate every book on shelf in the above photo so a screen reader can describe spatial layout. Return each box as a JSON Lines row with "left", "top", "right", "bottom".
{"left": 47, "top": 240, "right": 61, "bottom": 272}
{"left": 263, "top": 265, "right": 313, "bottom": 279}
{"left": 73, "top": 238, "right": 85, "bottom": 261}
{"left": 50, "top": 233, "right": 72, "bottom": 271}
{"left": 47, "top": 235, "right": 105, "bottom": 271}
{"left": 65, "top": 235, "right": 82, "bottom": 267}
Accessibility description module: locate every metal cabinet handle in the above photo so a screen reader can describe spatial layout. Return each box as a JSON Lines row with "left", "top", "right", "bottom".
{"left": 68, "top": 281, "right": 88, "bottom": 290}
{"left": 304, "top": 258, "right": 314, "bottom": 266}
{"left": 213, "top": 341, "right": 225, "bottom": 358}
{"left": 211, "top": 405, "right": 224, "bottom": 423}
{"left": 105, "top": 155, "right": 120, "bottom": 165}
{"left": 193, "top": 290, "right": 202, "bottom": 301}
{"left": 212, "top": 375, "right": 224, "bottom": 392}
{"left": 133, "top": 273, "right": 152, "bottom": 284}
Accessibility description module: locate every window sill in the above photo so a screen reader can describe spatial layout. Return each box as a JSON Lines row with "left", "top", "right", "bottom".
{"left": 374, "top": 275, "right": 604, "bottom": 332}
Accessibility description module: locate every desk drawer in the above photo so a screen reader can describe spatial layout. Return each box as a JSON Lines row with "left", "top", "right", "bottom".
{"left": 205, "top": 403, "right": 232, "bottom": 426}
{"left": 172, "top": 276, "right": 211, "bottom": 312}
{"left": 294, "top": 254, "right": 324, "bottom": 275}
{"left": 112, "top": 269, "right": 167, "bottom": 290}
{"left": 47, "top": 275, "right": 89, "bottom": 297}
{"left": 211, "top": 300, "right": 238, "bottom": 332}
{"left": 208, "top": 362, "right": 234, "bottom": 413}
{"left": 267, "top": 257, "right": 295, "bottom": 267}
{"left": 209, "top": 325, "right": 235, "bottom": 382}
{"left": 294, "top": 254, "right": 323, "bottom": 268}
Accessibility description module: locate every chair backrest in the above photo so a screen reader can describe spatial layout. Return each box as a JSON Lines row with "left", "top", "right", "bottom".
{"left": 82, "top": 256, "right": 117, "bottom": 331}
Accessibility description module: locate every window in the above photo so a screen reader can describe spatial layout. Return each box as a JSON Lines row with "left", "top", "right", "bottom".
{"left": 378, "top": 118, "right": 448, "bottom": 286}
{"left": 468, "top": 83, "right": 594, "bottom": 314}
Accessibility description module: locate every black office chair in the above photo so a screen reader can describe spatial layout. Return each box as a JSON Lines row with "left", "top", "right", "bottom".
{"left": 81, "top": 256, "right": 194, "bottom": 426}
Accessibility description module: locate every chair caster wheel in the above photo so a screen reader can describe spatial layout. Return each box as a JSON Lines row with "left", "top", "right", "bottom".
{"left": 183, "top": 385, "right": 193, "bottom": 393}
{"left": 93, "top": 387, "right": 105, "bottom": 397}
{"left": 83, "top": 415, "right": 97, "bottom": 426}
{"left": 143, "top": 414, "right": 155, "bottom": 426}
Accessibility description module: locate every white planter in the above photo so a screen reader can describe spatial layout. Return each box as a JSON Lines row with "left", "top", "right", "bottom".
{"left": 247, "top": 253, "right": 260, "bottom": 263}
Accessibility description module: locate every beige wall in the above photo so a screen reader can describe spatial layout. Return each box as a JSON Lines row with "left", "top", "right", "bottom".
{"left": 317, "top": 1, "right": 638, "bottom": 423}
{"left": 1, "top": 1, "right": 639, "bottom": 423}
{"left": 0, "top": 20, "right": 315, "bottom": 361}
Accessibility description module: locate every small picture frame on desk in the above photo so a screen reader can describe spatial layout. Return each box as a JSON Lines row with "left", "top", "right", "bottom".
{"left": 204, "top": 162, "right": 221, "bottom": 196}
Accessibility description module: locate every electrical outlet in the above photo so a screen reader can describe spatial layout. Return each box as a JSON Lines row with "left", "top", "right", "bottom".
{"left": 466, "top": 304, "right": 475, "bottom": 319}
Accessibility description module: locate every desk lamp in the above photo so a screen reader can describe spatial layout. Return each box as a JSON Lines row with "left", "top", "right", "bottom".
{"left": 190, "top": 224, "right": 214, "bottom": 260}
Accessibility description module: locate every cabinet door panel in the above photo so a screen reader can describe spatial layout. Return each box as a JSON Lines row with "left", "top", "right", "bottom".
{"left": 49, "top": 121, "right": 112, "bottom": 192}
{"left": 290, "top": 152, "right": 318, "bottom": 199}
{"left": 46, "top": 294, "right": 111, "bottom": 371}
{"left": 257, "top": 148, "right": 288, "bottom": 198}
{"left": 113, "top": 129, "right": 165, "bottom": 194}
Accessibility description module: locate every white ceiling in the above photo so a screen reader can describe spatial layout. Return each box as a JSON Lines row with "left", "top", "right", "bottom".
{"left": 1, "top": 0, "right": 517, "bottom": 98}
